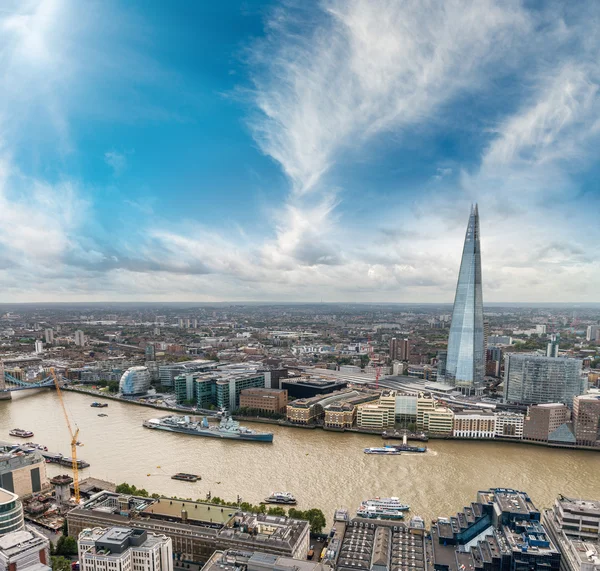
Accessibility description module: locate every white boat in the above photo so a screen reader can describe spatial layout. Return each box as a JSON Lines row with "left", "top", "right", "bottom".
{"left": 357, "top": 497, "right": 410, "bottom": 519}
{"left": 264, "top": 491, "right": 297, "bottom": 504}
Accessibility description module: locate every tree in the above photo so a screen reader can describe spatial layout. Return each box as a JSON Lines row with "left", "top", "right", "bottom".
{"left": 55, "top": 535, "right": 78, "bottom": 556}
{"left": 107, "top": 380, "right": 120, "bottom": 393}
{"left": 305, "top": 508, "right": 327, "bottom": 534}
{"left": 51, "top": 556, "right": 72, "bottom": 571}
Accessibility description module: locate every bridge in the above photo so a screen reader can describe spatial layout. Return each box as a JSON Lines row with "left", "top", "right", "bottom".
{"left": 0, "top": 363, "right": 57, "bottom": 400}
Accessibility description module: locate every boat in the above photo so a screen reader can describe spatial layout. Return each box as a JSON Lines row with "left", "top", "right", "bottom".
{"left": 364, "top": 446, "right": 401, "bottom": 455}
{"left": 357, "top": 497, "right": 410, "bottom": 520}
{"left": 264, "top": 492, "right": 297, "bottom": 505}
{"left": 97, "top": 413, "right": 108, "bottom": 417}
{"left": 142, "top": 414, "right": 274, "bottom": 442}
{"left": 381, "top": 433, "right": 427, "bottom": 453}
{"left": 9, "top": 429, "right": 34, "bottom": 438}
{"left": 171, "top": 473, "right": 201, "bottom": 482}
{"left": 90, "top": 402, "right": 108, "bottom": 408}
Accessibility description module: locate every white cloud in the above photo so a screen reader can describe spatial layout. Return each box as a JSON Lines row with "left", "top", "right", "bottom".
{"left": 250, "top": 0, "right": 529, "bottom": 195}
{"left": 104, "top": 151, "right": 128, "bottom": 176}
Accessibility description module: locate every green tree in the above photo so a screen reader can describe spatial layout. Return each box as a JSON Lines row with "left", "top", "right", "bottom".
{"left": 107, "top": 380, "right": 120, "bottom": 393}
{"left": 305, "top": 508, "right": 326, "bottom": 534}
{"left": 51, "top": 556, "right": 72, "bottom": 571}
{"left": 55, "top": 535, "right": 78, "bottom": 556}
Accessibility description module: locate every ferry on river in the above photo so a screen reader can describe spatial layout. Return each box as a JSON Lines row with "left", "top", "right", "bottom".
{"left": 364, "top": 446, "right": 401, "bottom": 455}
{"left": 264, "top": 492, "right": 297, "bottom": 505}
{"left": 9, "top": 429, "right": 34, "bottom": 438}
{"left": 357, "top": 497, "right": 410, "bottom": 520}
{"left": 90, "top": 402, "right": 108, "bottom": 408}
{"left": 143, "top": 414, "right": 274, "bottom": 442}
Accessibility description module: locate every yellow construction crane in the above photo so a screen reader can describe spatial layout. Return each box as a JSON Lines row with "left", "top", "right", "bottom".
{"left": 50, "top": 368, "right": 81, "bottom": 503}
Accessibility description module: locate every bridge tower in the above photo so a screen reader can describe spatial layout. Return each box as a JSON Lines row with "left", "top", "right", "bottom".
{"left": 0, "top": 360, "right": 11, "bottom": 401}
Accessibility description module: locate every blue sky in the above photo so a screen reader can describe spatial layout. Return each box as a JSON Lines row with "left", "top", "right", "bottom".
{"left": 1, "top": 0, "right": 599, "bottom": 302}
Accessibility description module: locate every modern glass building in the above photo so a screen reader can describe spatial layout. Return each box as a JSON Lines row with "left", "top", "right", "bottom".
{"left": 0, "top": 488, "right": 24, "bottom": 535}
{"left": 503, "top": 355, "right": 586, "bottom": 408}
{"left": 119, "top": 366, "right": 151, "bottom": 396}
{"left": 444, "top": 205, "right": 485, "bottom": 395}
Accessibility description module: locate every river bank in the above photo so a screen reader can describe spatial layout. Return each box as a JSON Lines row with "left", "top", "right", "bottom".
{"left": 63, "top": 385, "right": 600, "bottom": 452}
{"left": 2, "top": 389, "right": 600, "bottom": 525}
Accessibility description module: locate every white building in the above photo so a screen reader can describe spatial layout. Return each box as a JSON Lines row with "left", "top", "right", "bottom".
{"left": 79, "top": 527, "right": 173, "bottom": 571}
{"left": 0, "top": 529, "right": 51, "bottom": 571}
{"left": 34, "top": 340, "right": 44, "bottom": 354}
{"left": 494, "top": 412, "right": 524, "bottom": 439}
{"left": 119, "top": 366, "right": 152, "bottom": 396}
{"left": 74, "top": 330, "right": 86, "bottom": 346}
{"left": 44, "top": 328, "right": 53, "bottom": 344}
{"left": 587, "top": 325, "right": 600, "bottom": 342}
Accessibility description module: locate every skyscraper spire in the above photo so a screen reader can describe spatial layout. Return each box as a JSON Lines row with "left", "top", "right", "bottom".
{"left": 443, "top": 205, "right": 485, "bottom": 395}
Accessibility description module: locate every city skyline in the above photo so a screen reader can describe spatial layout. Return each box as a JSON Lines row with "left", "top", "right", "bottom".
{"left": 1, "top": 1, "right": 600, "bottom": 303}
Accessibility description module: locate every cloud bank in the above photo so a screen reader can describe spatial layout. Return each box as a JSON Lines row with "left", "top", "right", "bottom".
{"left": 0, "top": 0, "right": 599, "bottom": 302}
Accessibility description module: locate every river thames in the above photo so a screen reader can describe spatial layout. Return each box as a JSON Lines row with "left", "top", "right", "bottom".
{"left": 2, "top": 389, "right": 599, "bottom": 523}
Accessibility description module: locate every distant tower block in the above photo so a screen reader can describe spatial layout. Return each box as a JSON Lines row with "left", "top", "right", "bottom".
{"left": 50, "top": 474, "right": 74, "bottom": 505}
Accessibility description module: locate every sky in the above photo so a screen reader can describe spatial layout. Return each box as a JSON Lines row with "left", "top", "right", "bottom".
{"left": 0, "top": 0, "right": 599, "bottom": 303}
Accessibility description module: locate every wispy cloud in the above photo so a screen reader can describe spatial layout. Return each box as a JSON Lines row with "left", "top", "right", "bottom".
{"left": 104, "top": 151, "right": 128, "bottom": 176}
{"left": 249, "top": 0, "right": 529, "bottom": 196}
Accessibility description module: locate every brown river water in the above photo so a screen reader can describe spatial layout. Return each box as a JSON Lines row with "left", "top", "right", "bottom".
{"left": 1, "top": 390, "right": 599, "bottom": 523}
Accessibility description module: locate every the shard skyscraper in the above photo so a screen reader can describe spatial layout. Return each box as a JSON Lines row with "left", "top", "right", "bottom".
{"left": 444, "top": 204, "right": 485, "bottom": 395}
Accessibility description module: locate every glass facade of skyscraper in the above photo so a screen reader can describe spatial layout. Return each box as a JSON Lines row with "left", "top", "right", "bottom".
{"left": 503, "top": 354, "right": 585, "bottom": 408}
{"left": 444, "top": 205, "right": 485, "bottom": 395}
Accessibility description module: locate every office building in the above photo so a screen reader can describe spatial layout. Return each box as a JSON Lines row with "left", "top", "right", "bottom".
{"left": 504, "top": 355, "right": 585, "bottom": 408}
{"left": 0, "top": 529, "right": 51, "bottom": 571}
{"left": 523, "top": 404, "right": 574, "bottom": 443}
{"left": 0, "top": 489, "right": 23, "bottom": 536}
{"left": 586, "top": 325, "right": 600, "bottom": 343}
{"left": 356, "top": 403, "right": 394, "bottom": 429}
{"left": 325, "top": 509, "right": 426, "bottom": 571}
{"left": 216, "top": 372, "right": 266, "bottom": 410}
{"left": 78, "top": 527, "right": 173, "bottom": 571}
{"left": 74, "top": 330, "right": 86, "bottom": 346}
{"left": 158, "top": 360, "right": 217, "bottom": 388}
{"left": 67, "top": 492, "right": 310, "bottom": 564}
{"left": 43, "top": 328, "right": 53, "bottom": 344}
{"left": 119, "top": 366, "right": 151, "bottom": 396}
{"left": 444, "top": 205, "right": 485, "bottom": 395}
{"left": 542, "top": 497, "right": 600, "bottom": 571}
{"left": 416, "top": 394, "right": 436, "bottom": 430}
{"left": 0, "top": 445, "right": 49, "bottom": 497}
{"left": 395, "top": 394, "right": 417, "bottom": 424}
{"left": 239, "top": 388, "right": 288, "bottom": 414}
{"left": 280, "top": 378, "right": 347, "bottom": 399}
{"left": 202, "top": 549, "right": 326, "bottom": 571}
{"left": 494, "top": 412, "right": 525, "bottom": 438}
{"left": 422, "top": 408, "right": 454, "bottom": 434}
{"left": 287, "top": 389, "right": 377, "bottom": 425}
{"left": 453, "top": 410, "right": 495, "bottom": 438}
{"left": 34, "top": 340, "right": 43, "bottom": 354}
{"left": 547, "top": 334, "right": 560, "bottom": 358}
{"left": 430, "top": 488, "right": 561, "bottom": 571}
{"left": 572, "top": 395, "right": 600, "bottom": 446}
{"left": 145, "top": 343, "right": 156, "bottom": 362}
{"left": 0, "top": 487, "right": 51, "bottom": 571}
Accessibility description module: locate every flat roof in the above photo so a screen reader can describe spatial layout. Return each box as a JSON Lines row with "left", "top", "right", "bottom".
{"left": 142, "top": 498, "right": 236, "bottom": 525}
{"left": 0, "top": 488, "right": 18, "bottom": 504}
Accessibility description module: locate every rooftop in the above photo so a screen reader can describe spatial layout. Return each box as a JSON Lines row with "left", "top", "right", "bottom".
{"left": 142, "top": 498, "right": 237, "bottom": 525}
